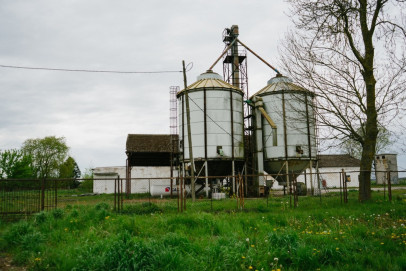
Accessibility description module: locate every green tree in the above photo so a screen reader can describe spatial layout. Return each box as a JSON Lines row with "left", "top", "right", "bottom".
{"left": 22, "top": 136, "right": 69, "bottom": 179}
{"left": 0, "top": 149, "right": 33, "bottom": 179}
{"left": 59, "top": 157, "right": 81, "bottom": 179}
{"left": 79, "top": 168, "right": 94, "bottom": 192}
{"left": 59, "top": 156, "right": 81, "bottom": 188}
{"left": 280, "top": 0, "right": 406, "bottom": 201}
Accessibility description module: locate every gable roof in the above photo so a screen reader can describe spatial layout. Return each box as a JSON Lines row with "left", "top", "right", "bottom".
{"left": 318, "top": 154, "right": 361, "bottom": 168}
{"left": 126, "top": 134, "right": 178, "bottom": 153}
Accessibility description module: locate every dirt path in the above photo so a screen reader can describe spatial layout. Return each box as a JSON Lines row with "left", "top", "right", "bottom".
{"left": 0, "top": 253, "right": 26, "bottom": 271}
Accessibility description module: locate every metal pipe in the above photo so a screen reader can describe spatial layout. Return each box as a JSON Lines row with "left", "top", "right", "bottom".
{"left": 236, "top": 39, "right": 281, "bottom": 74}
{"left": 208, "top": 38, "right": 237, "bottom": 71}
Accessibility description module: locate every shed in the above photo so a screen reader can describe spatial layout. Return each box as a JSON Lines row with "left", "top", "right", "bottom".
{"left": 316, "top": 154, "right": 360, "bottom": 188}
{"left": 297, "top": 154, "right": 361, "bottom": 189}
{"left": 126, "top": 134, "right": 178, "bottom": 167}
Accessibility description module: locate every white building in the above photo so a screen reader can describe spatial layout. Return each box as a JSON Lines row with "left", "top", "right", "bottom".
{"left": 375, "top": 154, "right": 398, "bottom": 184}
{"left": 92, "top": 134, "right": 178, "bottom": 194}
{"left": 297, "top": 154, "right": 361, "bottom": 189}
{"left": 92, "top": 166, "right": 176, "bottom": 194}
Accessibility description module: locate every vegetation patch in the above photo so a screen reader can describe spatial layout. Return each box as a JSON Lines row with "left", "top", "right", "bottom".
{"left": 0, "top": 191, "right": 405, "bottom": 270}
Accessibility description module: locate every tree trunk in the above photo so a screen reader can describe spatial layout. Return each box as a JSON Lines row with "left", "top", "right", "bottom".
{"left": 358, "top": 67, "right": 378, "bottom": 202}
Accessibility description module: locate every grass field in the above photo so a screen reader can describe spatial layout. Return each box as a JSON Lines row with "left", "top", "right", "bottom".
{"left": 0, "top": 190, "right": 405, "bottom": 270}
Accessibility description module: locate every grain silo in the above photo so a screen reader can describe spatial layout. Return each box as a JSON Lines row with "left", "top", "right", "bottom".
{"left": 251, "top": 74, "right": 317, "bottom": 186}
{"left": 375, "top": 154, "right": 398, "bottom": 184}
{"left": 177, "top": 70, "right": 245, "bottom": 179}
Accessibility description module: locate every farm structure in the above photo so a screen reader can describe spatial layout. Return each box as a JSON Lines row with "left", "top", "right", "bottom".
{"left": 297, "top": 154, "right": 361, "bottom": 188}
{"left": 93, "top": 134, "right": 178, "bottom": 194}
{"left": 375, "top": 154, "right": 398, "bottom": 184}
{"left": 93, "top": 166, "right": 175, "bottom": 194}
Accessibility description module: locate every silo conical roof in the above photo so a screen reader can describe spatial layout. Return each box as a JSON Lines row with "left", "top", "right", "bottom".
{"left": 178, "top": 70, "right": 242, "bottom": 94}
{"left": 250, "top": 74, "right": 309, "bottom": 98}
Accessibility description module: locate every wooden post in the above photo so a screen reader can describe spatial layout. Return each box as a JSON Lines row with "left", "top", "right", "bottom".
{"left": 55, "top": 179, "right": 57, "bottom": 208}
{"left": 41, "top": 178, "right": 45, "bottom": 211}
{"left": 387, "top": 171, "right": 392, "bottom": 202}
{"left": 114, "top": 177, "right": 117, "bottom": 211}
{"left": 343, "top": 170, "right": 348, "bottom": 204}
{"left": 183, "top": 60, "right": 196, "bottom": 202}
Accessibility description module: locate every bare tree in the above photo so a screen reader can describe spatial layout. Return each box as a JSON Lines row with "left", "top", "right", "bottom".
{"left": 341, "top": 124, "right": 393, "bottom": 159}
{"left": 279, "top": 0, "right": 406, "bottom": 201}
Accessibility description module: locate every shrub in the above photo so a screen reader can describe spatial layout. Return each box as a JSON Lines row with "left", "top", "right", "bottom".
{"left": 79, "top": 179, "right": 93, "bottom": 191}
{"left": 122, "top": 203, "right": 161, "bottom": 215}
{"left": 34, "top": 211, "right": 47, "bottom": 224}
{"left": 95, "top": 202, "right": 110, "bottom": 210}
{"left": 51, "top": 208, "right": 64, "bottom": 219}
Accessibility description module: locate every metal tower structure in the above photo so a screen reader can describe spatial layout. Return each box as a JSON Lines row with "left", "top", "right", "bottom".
{"left": 222, "top": 25, "right": 248, "bottom": 96}
{"left": 169, "top": 86, "right": 179, "bottom": 186}
{"left": 170, "top": 86, "right": 179, "bottom": 137}
{"left": 222, "top": 25, "right": 254, "bottom": 195}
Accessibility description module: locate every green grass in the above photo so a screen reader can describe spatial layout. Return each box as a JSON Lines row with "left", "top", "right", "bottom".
{"left": 0, "top": 190, "right": 405, "bottom": 270}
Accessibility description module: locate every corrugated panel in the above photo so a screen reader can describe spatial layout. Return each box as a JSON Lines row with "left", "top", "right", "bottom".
{"left": 126, "top": 134, "right": 178, "bottom": 153}
{"left": 318, "top": 154, "right": 361, "bottom": 168}
{"left": 178, "top": 78, "right": 242, "bottom": 94}
{"left": 251, "top": 81, "right": 308, "bottom": 98}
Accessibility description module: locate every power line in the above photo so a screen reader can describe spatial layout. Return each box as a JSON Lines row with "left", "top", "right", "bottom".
{"left": 0, "top": 64, "right": 182, "bottom": 74}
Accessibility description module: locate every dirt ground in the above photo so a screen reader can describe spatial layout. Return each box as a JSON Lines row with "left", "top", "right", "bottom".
{"left": 0, "top": 253, "right": 26, "bottom": 271}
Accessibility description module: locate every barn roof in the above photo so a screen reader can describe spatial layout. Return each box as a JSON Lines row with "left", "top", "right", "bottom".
{"left": 126, "top": 134, "right": 178, "bottom": 153}
{"left": 318, "top": 154, "right": 360, "bottom": 168}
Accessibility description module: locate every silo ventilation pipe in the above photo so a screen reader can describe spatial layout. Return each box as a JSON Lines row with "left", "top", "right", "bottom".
{"left": 254, "top": 97, "right": 277, "bottom": 146}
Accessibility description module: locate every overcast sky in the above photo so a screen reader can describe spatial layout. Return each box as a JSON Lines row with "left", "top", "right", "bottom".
{"left": 0, "top": 0, "right": 292, "bottom": 172}
{"left": 1, "top": 0, "right": 404, "bottom": 174}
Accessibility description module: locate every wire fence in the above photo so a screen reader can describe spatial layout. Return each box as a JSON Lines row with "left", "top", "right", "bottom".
{"left": 1, "top": 170, "right": 405, "bottom": 220}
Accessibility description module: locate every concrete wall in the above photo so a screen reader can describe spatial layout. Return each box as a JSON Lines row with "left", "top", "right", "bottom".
{"left": 375, "top": 154, "right": 399, "bottom": 184}
{"left": 92, "top": 166, "right": 178, "bottom": 194}
{"left": 295, "top": 167, "right": 360, "bottom": 188}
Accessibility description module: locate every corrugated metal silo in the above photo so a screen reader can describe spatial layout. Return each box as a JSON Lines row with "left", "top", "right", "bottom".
{"left": 251, "top": 74, "right": 317, "bottom": 185}
{"left": 177, "top": 70, "right": 245, "bottom": 177}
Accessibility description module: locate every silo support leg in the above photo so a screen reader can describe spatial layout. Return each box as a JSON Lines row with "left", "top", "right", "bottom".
{"left": 232, "top": 160, "right": 235, "bottom": 195}
{"left": 205, "top": 161, "right": 209, "bottom": 198}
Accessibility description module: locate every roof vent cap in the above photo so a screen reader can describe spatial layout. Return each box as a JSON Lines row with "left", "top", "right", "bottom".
{"left": 197, "top": 70, "right": 223, "bottom": 80}
{"left": 267, "top": 74, "right": 293, "bottom": 85}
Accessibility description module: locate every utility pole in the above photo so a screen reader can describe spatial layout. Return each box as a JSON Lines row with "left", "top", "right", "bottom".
{"left": 183, "top": 60, "right": 196, "bottom": 202}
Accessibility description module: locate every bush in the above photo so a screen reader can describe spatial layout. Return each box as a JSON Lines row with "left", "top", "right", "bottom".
{"left": 121, "top": 203, "right": 161, "bottom": 215}
{"left": 95, "top": 202, "right": 110, "bottom": 210}
{"left": 79, "top": 179, "right": 93, "bottom": 191}
{"left": 34, "top": 211, "right": 48, "bottom": 224}
{"left": 51, "top": 208, "right": 64, "bottom": 219}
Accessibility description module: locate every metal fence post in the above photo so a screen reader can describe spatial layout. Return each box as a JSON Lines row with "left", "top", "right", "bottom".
{"left": 387, "top": 171, "right": 392, "bottom": 202}
{"left": 41, "top": 178, "right": 45, "bottom": 211}
{"left": 184, "top": 177, "right": 187, "bottom": 211}
{"left": 120, "top": 177, "right": 123, "bottom": 211}
{"left": 55, "top": 179, "right": 58, "bottom": 208}
{"left": 114, "top": 177, "right": 117, "bottom": 211}
{"left": 383, "top": 173, "right": 386, "bottom": 200}
{"left": 210, "top": 177, "right": 213, "bottom": 211}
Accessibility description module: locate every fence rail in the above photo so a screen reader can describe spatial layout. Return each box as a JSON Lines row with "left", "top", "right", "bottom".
{"left": 1, "top": 170, "right": 405, "bottom": 219}
{"left": 0, "top": 179, "right": 57, "bottom": 220}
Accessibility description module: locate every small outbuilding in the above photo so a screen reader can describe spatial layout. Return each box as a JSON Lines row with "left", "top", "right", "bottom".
{"left": 92, "top": 134, "right": 178, "bottom": 194}
{"left": 375, "top": 153, "right": 398, "bottom": 184}
{"left": 296, "top": 154, "right": 361, "bottom": 189}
